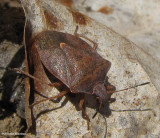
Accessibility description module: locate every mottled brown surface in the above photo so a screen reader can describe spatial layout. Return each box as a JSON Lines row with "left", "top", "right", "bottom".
{"left": 60, "top": 0, "right": 73, "bottom": 7}
{"left": 69, "top": 9, "right": 89, "bottom": 25}
{"left": 44, "top": 10, "right": 63, "bottom": 30}
{"left": 98, "top": 6, "right": 113, "bottom": 15}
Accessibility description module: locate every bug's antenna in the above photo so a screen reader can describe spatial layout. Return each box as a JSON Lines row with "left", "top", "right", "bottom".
{"left": 92, "top": 82, "right": 150, "bottom": 119}
{"left": 107, "top": 82, "right": 150, "bottom": 94}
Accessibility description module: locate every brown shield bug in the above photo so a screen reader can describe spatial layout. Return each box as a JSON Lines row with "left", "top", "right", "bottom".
{"left": 15, "top": 26, "right": 149, "bottom": 129}
{"left": 31, "top": 26, "right": 114, "bottom": 124}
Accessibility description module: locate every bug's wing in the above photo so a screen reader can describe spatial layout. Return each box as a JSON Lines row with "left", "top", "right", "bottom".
{"left": 38, "top": 48, "right": 73, "bottom": 87}
{"left": 33, "top": 31, "right": 73, "bottom": 87}
{"left": 59, "top": 42, "right": 111, "bottom": 94}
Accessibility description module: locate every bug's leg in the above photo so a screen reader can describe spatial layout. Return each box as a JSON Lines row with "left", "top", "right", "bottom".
{"left": 13, "top": 68, "right": 62, "bottom": 87}
{"left": 92, "top": 98, "right": 102, "bottom": 119}
{"left": 30, "top": 90, "right": 69, "bottom": 107}
{"left": 74, "top": 26, "right": 98, "bottom": 50}
{"left": 97, "top": 97, "right": 103, "bottom": 110}
{"left": 79, "top": 94, "right": 90, "bottom": 129}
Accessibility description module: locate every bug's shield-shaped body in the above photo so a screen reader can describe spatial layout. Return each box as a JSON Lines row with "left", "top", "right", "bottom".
{"left": 33, "top": 31, "right": 111, "bottom": 95}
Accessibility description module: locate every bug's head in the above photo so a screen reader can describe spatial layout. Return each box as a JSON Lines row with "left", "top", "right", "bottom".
{"left": 92, "top": 81, "right": 150, "bottom": 119}
{"left": 93, "top": 83, "right": 114, "bottom": 103}
{"left": 93, "top": 82, "right": 150, "bottom": 105}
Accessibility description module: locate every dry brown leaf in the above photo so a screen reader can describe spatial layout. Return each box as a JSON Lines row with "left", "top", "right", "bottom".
{"left": 20, "top": 0, "right": 158, "bottom": 137}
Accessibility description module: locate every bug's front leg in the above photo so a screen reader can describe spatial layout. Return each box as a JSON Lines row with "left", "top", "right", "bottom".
{"left": 79, "top": 94, "right": 90, "bottom": 129}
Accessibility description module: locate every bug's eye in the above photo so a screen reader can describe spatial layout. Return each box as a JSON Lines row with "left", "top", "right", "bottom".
{"left": 105, "top": 85, "right": 115, "bottom": 91}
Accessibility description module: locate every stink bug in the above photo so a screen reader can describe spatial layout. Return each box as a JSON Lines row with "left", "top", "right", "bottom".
{"left": 31, "top": 26, "right": 115, "bottom": 126}
{"left": 14, "top": 26, "right": 149, "bottom": 129}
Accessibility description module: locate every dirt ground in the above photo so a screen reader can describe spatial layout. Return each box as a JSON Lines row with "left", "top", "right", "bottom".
{"left": 0, "top": 0, "right": 27, "bottom": 137}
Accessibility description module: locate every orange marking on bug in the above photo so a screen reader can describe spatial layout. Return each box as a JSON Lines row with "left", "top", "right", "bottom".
{"left": 60, "top": 43, "right": 67, "bottom": 48}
